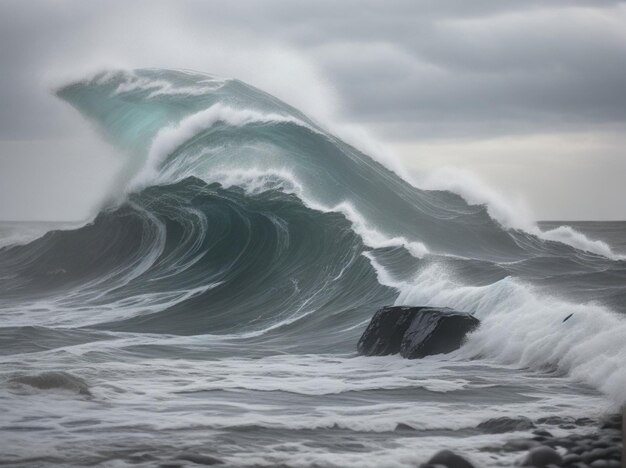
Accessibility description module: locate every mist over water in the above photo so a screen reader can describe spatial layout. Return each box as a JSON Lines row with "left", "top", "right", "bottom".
{"left": 0, "top": 69, "right": 624, "bottom": 467}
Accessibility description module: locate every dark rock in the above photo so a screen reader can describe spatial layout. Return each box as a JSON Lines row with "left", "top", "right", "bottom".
{"left": 589, "top": 461, "right": 612, "bottom": 468}
{"left": 603, "top": 447, "right": 621, "bottom": 458}
{"left": 550, "top": 438, "right": 578, "bottom": 450}
{"left": 357, "top": 306, "right": 479, "bottom": 359}
{"left": 357, "top": 306, "right": 427, "bottom": 356}
{"left": 591, "top": 441, "right": 611, "bottom": 449}
{"left": 423, "top": 450, "right": 475, "bottom": 468}
{"left": 599, "top": 414, "right": 622, "bottom": 431}
{"left": 520, "top": 446, "right": 563, "bottom": 466}
{"left": 576, "top": 418, "right": 596, "bottom": 426}
{"left": 582, "top": 448, "right": 614, "bottom": 463}
{"left": 394, "top": 423, "right": 417, "bottom": 431}
{"left": 9, "top": 371, "right": 91, "bottom": 396}
{"left": 603, "top": 461, "right": 621, "bottom": 468}
{"left": 400, "top": 309, "right": 480, "bottom": 359}
{"left": 533, "top": 429, "right": 554, "bottom": 438}
{"left": 538, "top": 416, "right": 576, "bottom": 426}
{"left": 179, "top": 453, "right": 223, "bottom": 465}
{"left": 503, "top": 439, "right": 542, "bottom": 452}
{"left": 602, "top": 430, "right": 622, "bottom": 443}
{"left": 563, "top": 453, "right": 582, "bottom": 464}
{"left": 478, "top": 416, "right": 535, "bottom": 434}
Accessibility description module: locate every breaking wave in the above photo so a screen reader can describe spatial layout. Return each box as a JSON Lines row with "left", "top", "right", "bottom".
{"left": 1, "top": 68, "right": 626, "bottom": 406}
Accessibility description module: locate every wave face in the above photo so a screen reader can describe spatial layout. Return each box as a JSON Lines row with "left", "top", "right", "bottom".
{"left": 0, "top": 176, "right": 393, "bottom": 347}
{"left": 0, "top": 69, "right": 625, "bottom": 467}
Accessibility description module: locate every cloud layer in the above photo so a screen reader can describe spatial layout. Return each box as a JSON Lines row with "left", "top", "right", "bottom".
{"left": 1, "top": 0, "right": 626, "bottom": 220}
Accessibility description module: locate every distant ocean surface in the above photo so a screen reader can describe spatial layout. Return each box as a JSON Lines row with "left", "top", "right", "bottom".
{"left": 0, "top": 69, "right": 624, "bottom": 467}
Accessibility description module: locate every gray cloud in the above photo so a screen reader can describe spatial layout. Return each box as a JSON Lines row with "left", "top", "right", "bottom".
{"left": 1, "top": 0, "right": 626, "bottom": 220}
{"left": 1, "top": 0, "right": 625, "bottom": 139}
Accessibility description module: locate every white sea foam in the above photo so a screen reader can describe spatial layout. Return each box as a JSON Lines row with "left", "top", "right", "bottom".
{"left": 327, "top": 201, "right": 430, "bottom": 259}
{"left": 131, "top": 103, "right": 318, "bottom": 191}
{"left": 113, "top": 70, "right": 226, "bottom": 97}
{"left": 365, "top": 254, "right": 626, "bottom": 405}
{"left": 418, "top": 167, "right": 625, "bottom": 260}
{"left": 214, "top": 167, "right": 305, "bottom": 196}
{"left": 540, "top": 224, "right": 623, "bottom": 259}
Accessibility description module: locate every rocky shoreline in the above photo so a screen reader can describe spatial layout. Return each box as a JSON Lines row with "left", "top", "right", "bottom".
{"left": 358, "top": 306, "right": 624, "bottom": 467}
{"left": 420, "top": 412, "right": 624, "bottom": 467}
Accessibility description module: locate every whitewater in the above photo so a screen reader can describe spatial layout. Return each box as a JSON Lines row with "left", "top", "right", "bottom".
{"left": 0, "top": 69, "right": 625, "bottom": 467}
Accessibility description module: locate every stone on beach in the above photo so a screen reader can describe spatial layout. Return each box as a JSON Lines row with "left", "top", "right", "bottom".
{"left": 518, "top": 446, "right": 563, "bottom": 466}
{"left": 478, "top": 416, "right": 536, "bottom": 434}
{"left": 422, "top": 449, "right": 475, "bottom": 468}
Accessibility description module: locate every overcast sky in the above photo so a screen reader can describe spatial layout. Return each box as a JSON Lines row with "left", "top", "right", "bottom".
{"left": 1, "top": 0, "right": 626, "bottom": 221}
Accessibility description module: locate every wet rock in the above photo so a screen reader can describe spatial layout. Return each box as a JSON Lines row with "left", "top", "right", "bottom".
{"left": 400, "top": 309, "right": 480, "bottom": 359}
{"left": 478, "top": 416, "right": 535, "bottom": 434}
{"left": 519, "top": 446, "right": 563, "bottom": 466}
{"left": 357, "top": 306, "right": 422, "bottom": 356}
{"left": 562, "top": 453, "right": 582, "bottom": 464}
{"left": 179, "top": 453, "right": 223, "bottom": 465}
{"left": 357, "top": 306, "right": 479, "bottom": 359}
{"left": 591, "top": 440, "right": 612, "bottom": 449}
{"left": 599, "top": 414, "right": 622, "bottom": 431}
{"left": 394, "top": 423, "right": 417, "bottom": 431}
{"left": 582, "top": 448, "right": 614, "bottom": 463}
{"left": 423, "top": 450, "right": 475, "bottom": 468}
{"left": 549, "top": 437, "right": 578, "bottom": 450}
{"left": 603, "top": 461, "right": 620, "bottom": 468}
{"left": 589, "top": 460, "right": 620, "bottom": 468}
{"left": 602, "top": 447, "right": 621, "bottom": 458}
{"left": 9, "top": 371, "right": 91, "bottom": 396}
{"left": 576, "top": 418, "right": 596, "bottom": 426}
{"left": 503, "top": 438, "right": 542, "bottom": 452}
{"left": 537, "top": 416, "right": 576, "bottom": 426}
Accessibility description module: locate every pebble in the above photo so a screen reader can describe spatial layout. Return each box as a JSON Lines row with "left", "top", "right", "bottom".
{"left": 423, "top": 450, "right": 475, "bottom": 468}
{"left": 429, "top": 413, "right": 623, "bottom": 467}
{"left": 519, "top": 446, "right": 563, "bottom": 466}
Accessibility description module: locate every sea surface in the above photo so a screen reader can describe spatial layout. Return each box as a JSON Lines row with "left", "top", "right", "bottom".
{"left": 0, "top": 69, "right": 625, "bottom": 467}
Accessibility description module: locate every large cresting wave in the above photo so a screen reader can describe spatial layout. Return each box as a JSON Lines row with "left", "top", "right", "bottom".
{"left": 1, "top": 68, "right": 626, "bottom": 404}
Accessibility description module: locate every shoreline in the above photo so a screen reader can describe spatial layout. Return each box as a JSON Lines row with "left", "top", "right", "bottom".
{"left": 420, "top": 412, "right": 624, "bottom": 468}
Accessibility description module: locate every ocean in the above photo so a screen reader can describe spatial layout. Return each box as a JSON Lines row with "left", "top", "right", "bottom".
{"left": 0, "top": 69, "right": 624, "bottom": 467}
